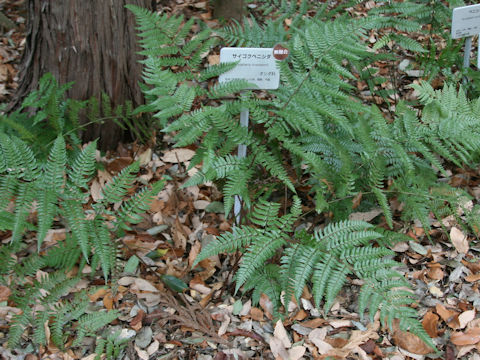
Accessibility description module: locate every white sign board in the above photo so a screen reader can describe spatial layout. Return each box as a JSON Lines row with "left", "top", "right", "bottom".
{"left": 219, "top": 47, "right": 281, "bottom": 90}
{"left": 452, "top": 4, "right": 480, "bottom": 39}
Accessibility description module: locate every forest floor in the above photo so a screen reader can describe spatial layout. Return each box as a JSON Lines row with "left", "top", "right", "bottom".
{"left": 1, "top": 1, "right": 480, "bottom": 359}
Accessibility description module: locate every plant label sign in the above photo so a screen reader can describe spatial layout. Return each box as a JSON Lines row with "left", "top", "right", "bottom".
{"left": 452, "top": 4, "right": 480, "bottom": 39}
{"left": 219, "top": 45, "right": 289, "bottom": 90}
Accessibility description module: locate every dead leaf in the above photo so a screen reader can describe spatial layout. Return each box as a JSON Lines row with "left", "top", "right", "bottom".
{"left": 308, "top": 328, "right": 333, "bottom": 354}
{"left": 161, "top": 148, "right": 195, "bottom": 163}
{"left": 348, "top": 208, "right": 382, "bottom": 222}
{"left": 288, "top": 345, "right": 306, "bottom": 360}
{"left": 137, "top": 148, "right": 152, "bottom": 166}
{"left": 103, "top": 292, "right": 114, "bottom": 310}
{"left": 329, "top": 319, "right": 352, "bottom": 328}
{"left": 208, "top": 54, "right": 220, "bottom": 65}
{"left": 259, "top": 293, "right": 273, "bottom": 320}
{"left": 269, "top": 337, "right": 290, "bottom": 360}
{"left": 188, "top": 241, "right": 202, "bottom": 268}
{"left": 450, "top": 227, "right": 469, "bottom": 254}
{"left": 131, "top": 278, "right": 160, "bottom": 293}
{"left": 43, "top": 228, "right": 67, "bottom": 246}
{"left": 436, "top": 303, "right": 461, "bottom": 329}
{"left": 130, "top": 309, "right": 146, "bottom": 331}
{"left": 422, "top": 311, "right": 439, "bottom": 338}
{"left": 88, "top": 287, "right": 108, "bottom": 301}
{"left": 426, "top": 263, "right": 444, "bottom": 280}
{"left": 465, "top": 273, "right": 480, "bottom": 282}
{"left": 147, "top": 340, "right": 160, "bottom": 356}
{"left": 459, "top": 310, "right": 476, "bottom": 329}
{"left": 250, "top": 307, "right": 264, "bottom": 321}
{"left": 90, "top": 179, "right": 103, "bottom": 202}
{"left": 392, "top": 319, "right": 435, "bottom": 354}
{"left": 451, "top": 328, "right": 480, "bottom": 345}
{"left": 0, "top": 286, "right": 11, "bottom": 302}
{"left": 106, "top": 157, "right": 133, "bottom": 173}
{"left": 274, "top": 320, "right": 292, "bottom": 348}
{"left": 301, "top": 318, "right": 327, "bottom": 328}
{"left": 193, "top": 200, "right": 210, "bottom": 210}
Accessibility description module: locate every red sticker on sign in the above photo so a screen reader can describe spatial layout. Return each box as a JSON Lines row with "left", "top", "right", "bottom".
{"left": 273, "top": 44, "right": 289, "bottom": 60}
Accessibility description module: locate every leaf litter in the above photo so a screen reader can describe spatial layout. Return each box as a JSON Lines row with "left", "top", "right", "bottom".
{"left": 2, "top": 0, "right": 480, "bottom": 359}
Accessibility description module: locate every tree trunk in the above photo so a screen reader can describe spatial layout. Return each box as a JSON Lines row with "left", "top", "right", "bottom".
{"left": 11, "top": 0, "right": 155, "bottom": 150}
{"left": 213, "top": 0, "right": 244, "bottom": 21}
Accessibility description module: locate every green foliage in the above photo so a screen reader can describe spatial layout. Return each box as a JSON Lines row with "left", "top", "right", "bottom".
{"left": 93, "top": 330, "right": 129, "bottom": 360}
{"left": 0, "top": 133, "right": 164, "bottom": 280}
{"left": 194, "top": 199, "right": 436, "bottom": 351}
{"left": 128, "top": 3, "right": 480, "bottom": 351}
{"left": 8, "top": 273, "right": 118, "bottom": 350}
{"left": 0, "top": 133, "right": 164, "bottom": 349}
{"left": 0, "top": 74, "right": 153, "bottom": 156}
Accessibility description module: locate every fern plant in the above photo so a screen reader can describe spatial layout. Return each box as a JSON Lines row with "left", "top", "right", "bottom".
{"left": 0, "top": 73, "right": 153, "bottom": 156}
{"left": 0, "top": 133, "right": 163, "bottom": 349}
{"left": 130, "top": 3, "right": 480, "bottom": 237}
{"left": 193, "top": 198, "right": 436, "bottom": 351}
{"left": 8, "top": 274, "right": 119, "bottom": 350}
{"left": 0, "top": 133, "right": 164, "bottom": 279}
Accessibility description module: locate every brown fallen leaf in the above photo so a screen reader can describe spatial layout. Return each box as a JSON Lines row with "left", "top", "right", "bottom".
{"left": 308, "top": 328, "right": 333, "bottom": 355}
{"left": 392, "top": 319, "right": 435, "bottom": 355}
{"left": 462, "top": 259, "right": 480, "bottom": 274}
{"left": 450, "top": 226, "right": 469, "bottom": 254}
{"left": 422, "top": 311, "right": 439, "bottom": 338}
{"left": 88, "top": 287, "right": 108, "bottom": 302}
{"left": 269, "top": 337, "right": 290, "bottom": 360}
{"left": 130, "top": 309, "right": 146, "bottom": 331}
{"left": 459, "top": 310, "right": 476, "bottom": 329}
{"left": 161, "top": 148, "right": 195, "bottom": 163}
{"left": 225, "top": 329, "right": 266, "bottom": 344}
{"left": 426, "top": 263, "right": 444, "bottom": 280}
{"left": 250, "top": 307, "right": 264, "bottom": 321}
{"left": 436, "top": 303, "right": 461, "bottom": 329}
{"left": 103, "top": 292, "right": 114, "bottom": 310}
{"left": 451, "top": 328, "right": 480, "bottom": 345}
{"left": 273, "top": 319, "right": 292, "bottom": 348}
{"left": 465, "top": 273, "right": 480, "bottom": 282}
{"left": 0, "top": 285, "right": 11, "bottom": 302}
{"left": 301, "top": 318, "right": 328, "bottom": 328}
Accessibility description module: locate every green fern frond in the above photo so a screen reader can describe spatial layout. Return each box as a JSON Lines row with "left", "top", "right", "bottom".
{"left": 193, "top": 226, "right": 260, "bottom": 267}
{"left": 115, "top": 180, "right": 165, "bottom": 231}
{"left": 100, "top": 161, "right": 139, "bottom": 204}
{"left": 63, "top": 199, "right": 90, "bottom": 260}
{"left": 90, "top": 219, "right": 115, "bottom": 280}
{"left": 235, "top": 230, "right": 286, "bottom": 293}
{"left": 72, "top": 311, "right": 119, "bottom": 347}
{"left": 68, "top": 141, "right": 97, "bottom": 190}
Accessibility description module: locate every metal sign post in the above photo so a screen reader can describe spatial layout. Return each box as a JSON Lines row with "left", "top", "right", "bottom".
{"left": 218, "top": 45, "right": 289, "bottom": 225}
{"left": 233, "top": 108, "right": 249, "bottom": 225}
{"left": 452, "top": 4, "right": 480, "bottom": 76}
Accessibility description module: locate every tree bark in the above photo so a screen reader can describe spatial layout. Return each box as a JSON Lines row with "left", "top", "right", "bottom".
{"left": 213, "top": 0, "right": 244, "bottom": 21}
{"left": 11, "top": 0, "right": 155, "bottom": 150}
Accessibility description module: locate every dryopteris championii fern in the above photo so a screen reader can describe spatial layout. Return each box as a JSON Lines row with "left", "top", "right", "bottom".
{"left": 130, "top": 4, "right": 480, "bottom": 235}
{"left": 193, "top": 198, "right": 436, "bottom": 351}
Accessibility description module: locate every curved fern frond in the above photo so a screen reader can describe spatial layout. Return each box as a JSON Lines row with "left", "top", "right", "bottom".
{"left": 100, "top": 161, "right": 139, "bottom": 204}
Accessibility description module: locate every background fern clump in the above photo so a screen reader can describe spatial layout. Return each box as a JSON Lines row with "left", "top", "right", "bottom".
{"left": 130, "top": 4, "right": 480, "bottom": 232}
{"left": 193, "top": 198, "right": 435, "bottom": 350}
{"left": 0, "top": 132, "right": 163, "bottom": 350}
{"left": 127, "top": 2, "right": 480, "bottom": 352}
{"left": 0, "top": 73, "right": 151, "bottom": 157}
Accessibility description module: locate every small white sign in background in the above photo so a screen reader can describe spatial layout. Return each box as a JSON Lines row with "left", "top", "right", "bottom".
{"left": 452, "top": 4, "right": 480, "bottom": 39}
{"left": 219, "top": 47, "right": 280, "bottom": 90}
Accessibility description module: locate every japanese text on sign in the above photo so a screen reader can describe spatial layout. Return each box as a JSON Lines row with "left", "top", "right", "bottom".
{"left": 452, "top": 4, "right": 480, "bottom": 39}
{"left": 219, "top": 47, "right": 280, "bottom": 90}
